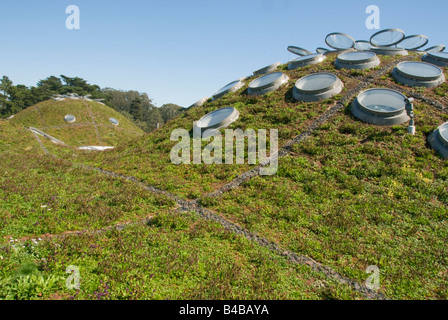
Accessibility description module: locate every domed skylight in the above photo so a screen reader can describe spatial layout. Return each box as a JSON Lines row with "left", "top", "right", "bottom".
{"left": 212, "top": 80, "right": 245, "bottom": 100}
{"left": 351, "top": 88, "right": 410, "bottom": 125}
{"left": 287, "top": 46, "right": 313, "bottom": 56}
{"left": 109, "top": 118, "right": 119, "bottom": 126}
{"left": 253, "top": 62, "right": 281, "bottom": 76}
{"left": 194, "top": 107, "right": 240, "bottom": 138}
{"left": 371, "top": 47, "right": 408, "bottom": 56}
{"left": 392, "top": 61, "right": 445, "bottom": 88}
{"left": 325, "top": 32, "right": 355, "bottom": 50}
{"left": 248, "top": 72, "right": 289, "bottom": 96}
{"left": 396, "top": 34, "right": 428, "bottom": 50}
{"left": 288, "top": 53, "right": 326, "bottom": 70}
{"left": 422, "top": 52, "right": 448, "bottom": 67}
{"left": 292, "top": 73, "right": 343, "bottom": 102}
{"left": 370, "top": 28, "right": 405, "bottom": 47}
{"left": 335, "top": 51, "right": 380, "bottom": 70}
{"left": 64, "top": 115, "right": 76, "bottom": 123}
{"left": 428, "top": 122, "right": 448, "bottom": 158}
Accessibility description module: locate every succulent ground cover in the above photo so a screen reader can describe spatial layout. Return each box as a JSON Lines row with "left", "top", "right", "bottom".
{"left": 1, "top": 52, "right": 447, "bottom": 300}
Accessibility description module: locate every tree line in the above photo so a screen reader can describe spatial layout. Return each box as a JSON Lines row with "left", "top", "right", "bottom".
{"left": 0, "top": 75, "right": 184, "bottom": 132}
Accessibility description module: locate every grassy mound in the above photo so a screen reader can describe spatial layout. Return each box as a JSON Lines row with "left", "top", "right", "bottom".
{"left": 9, "top": 99, "right": 144, "bottom": 147}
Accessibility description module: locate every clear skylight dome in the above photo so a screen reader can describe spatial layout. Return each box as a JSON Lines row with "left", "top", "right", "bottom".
{"left": 292, "top": 73, "right": 343, "bottom": 102}
{"left": 109, "top": 118, "right": 119, "bottom": 126}
{"left": 64, "top": 115, "right": 76, "bottom": 123}
{"left": 212, "top": 80, "right": 245, "bottom": 99}
{"left": 371, "top": 46, "right": 408, "bottom": 56}
{"left": 288, "top": 53, "right": 326, "bottom": 70}
{"left": 422, "top": 52, "right": 448, "bottom": 67}
{"left": 335, "top": 51, "right": 380, "bottom": 70}
{"left": 354, "top": 40, "right": 372, "bottom": 51}
{"left": 392, "top": 61, "right": 445, "bottom": 88}
{"left": 316, "top": 47, "right": 331, "bottom": 54}
{"left": 248, "top": 72, "right": 289, "bottom": 96}
{"left": 194, "top": 107, "right": 240, "bottom": 138}
{"left": 188, "top": 97, "right": 208, "bottom": 109}
{"left": 424, "top": 45, "right": 446, "bottom": 53}
{"left": 428, "top": 122, "right": 448, "bottom": 158}
{"left": 351, "top": 88, "right": 410, "bottom": 125}
{"left": 370, "top": 28, "right": 405, "bottom": 47}
{"left": 253, "top": 62, "right": 281, "bottom": 76}
{"left": 325, "top": 32, "right": 355, "bottom": 50}
{"left": 396, "top": 34, "right": 428, "bottom": 50}
{"left": 287, "top": 46, "right": 312, "bottom": 56}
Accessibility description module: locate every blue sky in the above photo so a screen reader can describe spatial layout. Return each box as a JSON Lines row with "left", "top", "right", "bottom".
{"left": 0, "top": 0, "right": 446, "bottom": 107}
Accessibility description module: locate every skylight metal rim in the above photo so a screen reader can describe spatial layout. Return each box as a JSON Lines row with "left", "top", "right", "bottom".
{"left": 253, "top": 62, "right": 282, "bottom": 76}
{"left": 64, "top": 114, "right": 76, "bottom": 123}
{"left": 248, "top": 72, "right": 289, "bottom": 95}
{"left": 354, "top": 40, "right": 372, "bottom": 51}
{"left": 424, "top": 45, "right": 446, "bottom": 53}
{"left": 395, "top": 61, "right": 443, "bottom": 81}
{"left": 422, "top": 53, "right": 448, "bottom": 67}
{"left": 370, "top": 47, "right": 409, "bottom": 56}
{"left": 196, "top": 107, "right": 240, "bottom": 131}
{"left": 212, "top": 80, "right": 245, "bottom": 99}
{"left": 356, "top": 88, "right": 407, "bottom": 116}
{"left": 325, "top": 32, "right": 356, "bottom": 50}
{"left": 396, "top": 34, "right": 429, "bottom": 50}
{"left": 427, "top": 52, "right": 448, "bottom": 62}
{"left": 287, "top": 46, "right": 313, "bottom": 56}
{"left": 438, "top": 122, "right": 448, "bottom": 147}
{"left": 337, "top": 51, "right": 378, "bottom": 64}
{"left": 109, "top": 118, "right": 119, "bottom": 126}
{"left": 316, "top": 47, "right": 331, "bottom": 54}
{"left": 294, "top": 73, "right": 341, "bottom": 94}
{"left": 370, "top": 28, "right": 406, "bottom": 47}
{"left": 288, "top": 53, "right": 326, "bottom": 69}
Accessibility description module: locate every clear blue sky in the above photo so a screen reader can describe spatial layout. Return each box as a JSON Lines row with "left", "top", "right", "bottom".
{"left": 0, "top": 0, "right": 446, "bottom": 107}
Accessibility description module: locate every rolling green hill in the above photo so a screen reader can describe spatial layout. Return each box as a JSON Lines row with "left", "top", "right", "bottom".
{"left": 9, "top": 99, "right": 144, "bottom": 147}
{"left": 1, "top": 51, "right": 447, "bottom": 300}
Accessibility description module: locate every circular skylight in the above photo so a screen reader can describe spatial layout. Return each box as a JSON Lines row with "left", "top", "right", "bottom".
{"left": 439, "top": 123, "right": 448, "bottom": 145}
{"left": 288, "top": 53, "right": 326, "bottom": 70}
{"left": 194, "top": 107, "right": 239, "bottom": 138}
{"left": 351, "top": 88, "right": 410, "bottom": 125}
{"left": 424, "top": 45, "right": 446, "bottom": 53}
{"left": 253, "top": 62, "right": 281, "bottom": 76}
{"left": 64, "top": 115, "right": 76, "bottom": 123}
{"left": 316, "top": 47, "right": 331, "bottom": 54}
{"left": 371, "top": 47, "right": 408, "bottom": 56}
{"left": 188, "top": 97, "right": 208, "bottom": 109}
{"left": 370, "top": 28, "right": 405, "bottom": 47}
{"left": 248, "top": 72, "right": 289, "bottom": 96}
{"left": 393, "top": 61, "right": 445, "bottom": 88}
{"left": 212, "top": 80, "right": 245, "bottom": 99}
{"left": 396, "top": 34, "right": 428, "bottom": 50}
{"left": 354, "top": 40, "right": 372, "bottom": 51}
{"left": 428, "top": 122, "right": 448, "bottom": 158}
{"left": 422, "top": 52, "right": 448, "bottom": 67}
{"left": 287, "top": 46, "right": 312, "bottom": 56}
{"left": 109, "top": 118, "right": 119, "bottom": 126}
{"left": 292, "top": 73, "right": 343, "bottom": 102}
{"left": 325, "top": 32, "right": 355, "bottom": 50}
{"left": 335, "top": 51, "right": 380, "bottom": 70}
